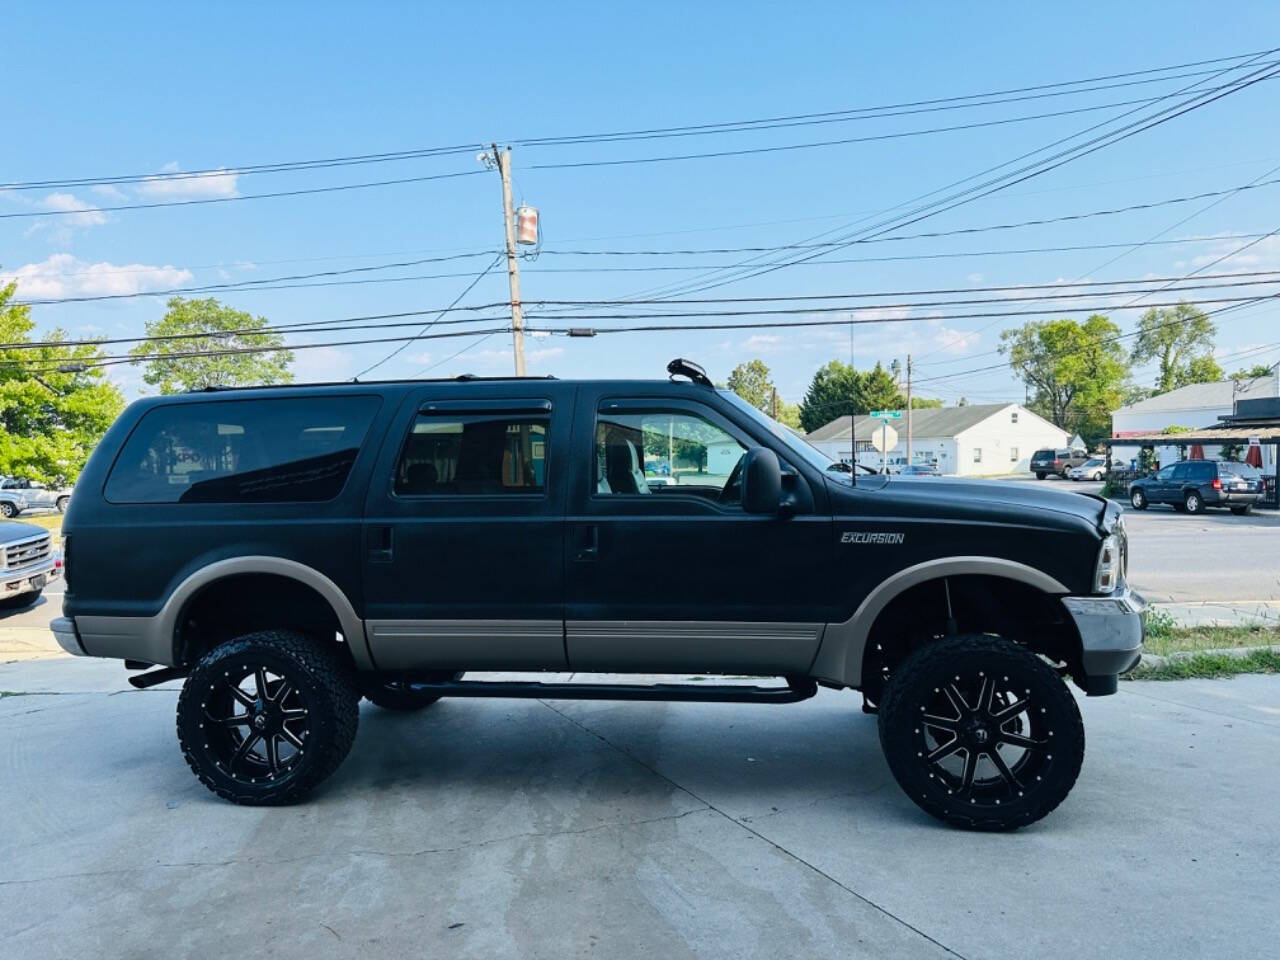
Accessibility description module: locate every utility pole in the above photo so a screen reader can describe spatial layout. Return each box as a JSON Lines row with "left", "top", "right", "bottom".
{"left": 492, "top": 144, "right": 527, "bottom": 376}
{"left": 771, "top": 387, "right": 779, "bottom": 420}
{"left": 905, "top": 354, "right": 913, "bottom": 467}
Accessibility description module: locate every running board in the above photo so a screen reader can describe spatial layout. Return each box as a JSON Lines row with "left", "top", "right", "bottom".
{"left": 407, "top": 677, "right": 818, "bottom": 704}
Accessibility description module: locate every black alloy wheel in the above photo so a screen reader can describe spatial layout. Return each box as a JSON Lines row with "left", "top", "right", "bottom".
{"left": 176, "top": 631, "right": 358, "bottom": 805}
{"left": 878, "top": 635, "right": 1084, "bottom": 830}
{"left": 361, "top": 671, "right": 463, "bottom": 710}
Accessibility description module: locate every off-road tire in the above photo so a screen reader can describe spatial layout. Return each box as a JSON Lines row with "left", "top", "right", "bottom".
{"left": 878, "top": 635, "right": 1085, "bottom": 831}
{"left": 176, "top": 630, "right": 359, "bottom": 805}
{"left": 1130, "top": 488, "right": 1147, "bottom": 510}
{"left": 361, "top": 672, "right": 463, "bottom": 710}
{"left": 0, "top": 589, "right": 41, "bottom": 611}
{"left": 1184, "top": 490, "right": 1204, "bottom": 514}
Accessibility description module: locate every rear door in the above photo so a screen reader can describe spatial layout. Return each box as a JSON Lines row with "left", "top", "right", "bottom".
{"left": 361, "top": 384, "right": 571, "bottom": 671}
{"left": 1147, "top": 464, "right": 1178, "bottom": 502}
{"left": 563, "top": 389, "right": 833, "bottom": 675}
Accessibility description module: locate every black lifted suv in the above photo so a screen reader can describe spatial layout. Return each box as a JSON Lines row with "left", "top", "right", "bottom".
{"left": 53, "top": 360, "right": 1143, "bottom": 829}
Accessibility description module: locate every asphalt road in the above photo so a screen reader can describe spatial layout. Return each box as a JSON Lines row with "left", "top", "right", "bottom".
{"left": 998, "top": 474, "right": 1280, "bottom": 602}
{"left": 2, "top": 657, "right": 1277, "bottom": 960}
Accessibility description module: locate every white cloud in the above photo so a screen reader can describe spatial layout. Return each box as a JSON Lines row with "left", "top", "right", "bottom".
{"left": 1, "top": 254, "right": 192, "bottom": 299}
{"left": 39, "top": 192, "right": 107, "bottom": 226}
{"left": 135, "top": 162, "right": 239, "bottom": 199}
{"left": 967, "top": 272, "right": 984, "bottom": 284}
{"left": 1186, "top": 235, "right": 1280, "bottom": 272}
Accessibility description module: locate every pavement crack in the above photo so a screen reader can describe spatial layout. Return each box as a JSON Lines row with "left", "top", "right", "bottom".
{"left": 536, "top": 698, "right": 972, "bottom": 960}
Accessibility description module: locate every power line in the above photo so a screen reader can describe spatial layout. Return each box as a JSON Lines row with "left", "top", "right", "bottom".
{"left": 0, "top": 169, "right": 485, "bottom": 220}
{"left": 9, "top": 270, "right": 1278, "bottom": 352}
{"left": 6, "top": 50, "right": 1264, "bottom": 193}
{"left": 620, "top": 53, "right": 1279, "bottom": 303}
{"left": 352, "top": 254, "right": 503, "bottom": 379}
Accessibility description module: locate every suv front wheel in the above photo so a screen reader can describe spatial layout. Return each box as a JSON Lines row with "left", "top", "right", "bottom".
{"left": 1130, "top": 488, "right": 1147, "bottom": 510}
{"left": 176, "top": 630, "right": 359, "bottom": 805}
{"left": 877, "top": 635, "right": 1085, "bottom": 831}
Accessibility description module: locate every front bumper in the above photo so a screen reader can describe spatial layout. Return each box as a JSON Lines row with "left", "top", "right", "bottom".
{"left": 1062, "top": 587, "right": 1146, "bottom": 694}
{"left": 2, "top": 556, "right": 57, "bottom": 599}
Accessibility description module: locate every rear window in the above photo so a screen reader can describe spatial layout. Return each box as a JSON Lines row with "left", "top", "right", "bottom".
{"left": 105, "top": 396, "right": 380, "bottom": 504}
{"left": 1219, "top": 462, "right": 1262, "bottom": 479}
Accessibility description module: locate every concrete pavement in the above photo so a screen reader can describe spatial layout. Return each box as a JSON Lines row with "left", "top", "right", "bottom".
{"left": 2, "top": 657, "right": 1277, "bottom": 960}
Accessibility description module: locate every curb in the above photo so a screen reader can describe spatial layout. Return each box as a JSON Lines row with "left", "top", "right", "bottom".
{"left": 1135, "top": 643, "right": 1280, "bottom": 670}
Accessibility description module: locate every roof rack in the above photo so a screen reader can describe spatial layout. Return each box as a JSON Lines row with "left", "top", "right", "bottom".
{"left": 666, "top": 358, "right": 713, "bottom": 387}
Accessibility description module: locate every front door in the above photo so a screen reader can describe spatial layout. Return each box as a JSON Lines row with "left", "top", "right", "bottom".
{"left": 361, "top": 387, "right": 571, "bottom": 671}
{"left": 564, "top": 393, "right": 832, "bottom": 675}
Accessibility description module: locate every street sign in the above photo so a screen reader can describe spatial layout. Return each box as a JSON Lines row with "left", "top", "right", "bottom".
{"left": 870, "top": 423, "right": 898, "bottom": 453}
{"left": 870, "top": 410, "right": 903, "bottom": 420}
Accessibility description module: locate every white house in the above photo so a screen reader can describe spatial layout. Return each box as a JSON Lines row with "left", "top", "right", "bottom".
{"left": 1111, "top": 372, "right": 1280, "bottom": 468}
{"left": 805, "top": 403, "right": 1071, "bottom": 477}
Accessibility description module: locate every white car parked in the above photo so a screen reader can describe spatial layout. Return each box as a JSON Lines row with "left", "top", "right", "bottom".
{"left": 1068, "top": 458, "right": 1107, "bottom": 481}
{"left": 0, "top": 477, "right": 73, "bottom": 513}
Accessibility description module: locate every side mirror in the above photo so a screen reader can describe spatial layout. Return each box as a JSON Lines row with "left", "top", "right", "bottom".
{"left": 741, "top": 447, "right": 782, "bottom": 514}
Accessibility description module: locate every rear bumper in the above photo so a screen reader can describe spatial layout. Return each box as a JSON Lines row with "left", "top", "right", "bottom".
{"left": 50, "top": 617, "right": 86, "bottom": 656}
{"left": 1062, "top": 588, "right": 1146, "bottom": 694}
{"left": 1207, "top": 490, "right": 1263, "bottom": 505}
{"left": 2, "top": 556, "right": 57, "bottom": 598}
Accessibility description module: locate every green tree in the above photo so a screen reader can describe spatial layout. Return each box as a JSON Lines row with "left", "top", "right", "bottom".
{"left": 1131, "top": 302, "right": 1219, "bottom": 393}
{"left": 130, "top": 297, "right": 293, "bottom": 394}
{"left": 909, "top": 396, "right": 943, "bottom": 409}
{"left": 798, "top": 360, "right": 862, "bottom": 432}
{"left": 999, "top": 314, "right": 1129, "bottom": 447}
{"left": 1230, "top": 363, "right": 1275, "bottom": 381}
{"left": 860, "top": 361, "right": 904, "bottom": 413}
{"left": 726, "top": 359, "right": 774, "bottom": 410}
{"left": 0, "top": 281, "right": 124, "bottom": 483}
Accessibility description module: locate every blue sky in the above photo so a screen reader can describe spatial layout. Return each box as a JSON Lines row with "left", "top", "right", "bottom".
{"left": 4, "top": 2, "right": 1280, "bottom": 410}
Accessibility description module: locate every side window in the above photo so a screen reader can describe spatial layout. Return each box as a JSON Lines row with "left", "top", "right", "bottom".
{"left": 394, "top": 414, "right": 548, "bottom": 496}
{"left": 595, "top": 408, "right": 746, "bottom": 502}
{"left": 1156, "top": 464, "right": 1178, "bottom": 481}
{"left": 105, "top": 396, "right": 380, "bottom": 504}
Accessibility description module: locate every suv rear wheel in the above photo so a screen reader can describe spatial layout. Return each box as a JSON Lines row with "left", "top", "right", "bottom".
{"left": 1035, "top": 472, "right": 1046, "bottom": 480}
{"left": 1231, "top": 504, "right": 1253, "bottom": 516}
{"left": 176, "top": 630, "right": 359, "bottom": 805}
{"left": 1184, "top": 490, "right": 1205, "bottom": 514}
{"left": 877, "top": 635, "right": 1085, "bottom": 831}
{"left": 361, "top": 672, "right": 463, "bottom": 710}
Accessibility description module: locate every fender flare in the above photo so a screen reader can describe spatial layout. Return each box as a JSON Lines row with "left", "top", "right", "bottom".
{"left": 161, "top": 556, "right": 372, "bottom": 669}
{"left": 810, "top": 556, "right": 1069, "bottom": 688}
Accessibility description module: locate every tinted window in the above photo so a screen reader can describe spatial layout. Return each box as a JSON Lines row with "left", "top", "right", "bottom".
{"left": 1219, "top": 462, "right": 1262, "bottom": 479}
{"left": 106, "top": 396, "right": 380, "bottom": 504}
{"left": 394, "top": 415, "right": 548, "bottom": 496}
{"left": 1155, "top": 465, "right": 1178, "bottom": 480}
{"left": 595, "top": 409, "right": 746, "bottom": 502}
{"left": 1191, "top": 462, "right": 1216, "bottom": 480}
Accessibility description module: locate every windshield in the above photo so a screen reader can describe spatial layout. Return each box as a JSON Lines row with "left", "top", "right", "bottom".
{"left": 720, "top": 390, "right": 835, "bottom": 474}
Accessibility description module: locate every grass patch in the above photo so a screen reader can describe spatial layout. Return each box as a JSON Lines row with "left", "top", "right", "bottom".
{"left": 1140, "top": 618, "right": 1280, "bottom": 657}
{"left": 1128, "top": 648, "right": 1280, "bottom": 681}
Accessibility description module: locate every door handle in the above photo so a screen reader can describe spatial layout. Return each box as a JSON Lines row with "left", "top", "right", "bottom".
{"left": 368, "top": 525, "right": 394, "bottom": 563}
{"left": 574, "top": 525, "right": 599, "bottom": 563}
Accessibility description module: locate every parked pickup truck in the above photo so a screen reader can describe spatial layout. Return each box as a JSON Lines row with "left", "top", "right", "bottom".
{"left": 52, "top": 359, "right": 1143, "bottom": 830}
{"left": 1030, "top": 447, "right": 1090, "bottom": 479}
{"left": 1, "top": 520, "right": 58, "bottom": 610}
